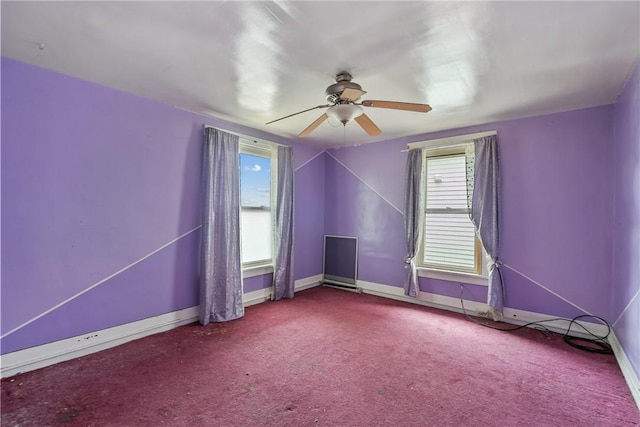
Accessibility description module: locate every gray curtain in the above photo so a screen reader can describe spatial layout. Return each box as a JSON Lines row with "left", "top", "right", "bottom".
{"left": 199, "top": 128, "right": 244, "bottom": 325}
{"left": 470, "top": 135, "right": 504, "bottom": 320}
{"left": 272, "top": 146, "right": 295, "bottom": 300}
{"left": 403, "top": 149, "right": 423, "bottom": 297}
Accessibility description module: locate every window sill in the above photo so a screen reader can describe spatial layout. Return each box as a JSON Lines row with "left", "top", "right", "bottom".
{"left": 243, "top": 264, "right": 274, "bottom": 278}
{"left": 417, "top": 268, "right": 488, "bottom": 286}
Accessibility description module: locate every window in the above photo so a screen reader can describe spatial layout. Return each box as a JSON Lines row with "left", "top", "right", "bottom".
{"left": 239, "top": 142, "right": 276, "bottom": 269}
{"left": 419, "top": 148, "right": 484, "bottom": 277}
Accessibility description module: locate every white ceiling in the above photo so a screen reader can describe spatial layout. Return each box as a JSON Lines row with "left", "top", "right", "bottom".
{"left": 2, "top": 1, "right": 639, "bottom": 148}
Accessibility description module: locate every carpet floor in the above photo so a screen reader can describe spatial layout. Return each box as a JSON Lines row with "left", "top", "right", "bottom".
{"left": 2, "top": 286, "right": 638, "bottom": 426}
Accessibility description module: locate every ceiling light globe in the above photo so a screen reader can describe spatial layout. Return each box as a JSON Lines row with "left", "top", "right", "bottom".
{"left": 327, "top": 104, "right": 363, "bottom": 124}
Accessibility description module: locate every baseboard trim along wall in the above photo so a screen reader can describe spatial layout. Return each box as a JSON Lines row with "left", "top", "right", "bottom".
{"left": 0, "top": 274, "right": 324, "bottom": 378}
{"left": 356, "top": 280, "right": 611, "bottom": 339}
{"left": 244, "top": 274, "right": 324, "bottom": 307}
{"left": 0, "top": 306, "right": 200, "bottom": 379}
{"left": 608, "top": 331, "right": 640, "bottom": 410}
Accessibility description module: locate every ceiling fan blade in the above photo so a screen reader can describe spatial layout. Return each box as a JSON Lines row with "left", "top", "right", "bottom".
{"left": 266, "top": 104, "right": 331, "bottom": 125}
{"left": 341, "top": 87, "right": 367, "bottom": 102}
{"left": 361, "top": 100, "right": 432, "bottom": 113}
{"left": 298, "top": 113, "right": 328, "bottom": 137}
{"left": 354, "top": 113, "right": 382, "bottom": 136}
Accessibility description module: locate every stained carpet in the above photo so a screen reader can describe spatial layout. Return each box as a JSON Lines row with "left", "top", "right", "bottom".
{"left": 2, "top": 286, "right": 638, "bottom": 426}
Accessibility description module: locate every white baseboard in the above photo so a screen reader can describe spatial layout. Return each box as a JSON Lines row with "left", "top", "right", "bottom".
{"left": 0, "top": 306, "right": 199, "bottom": 379}
{"left": 243, "top": 274, "right": 323, "bottom": 306}
{"left": 502, "top": 306, "right": 610, "bottom": 338}
{"left": 608, "top": 330, "right": 640, "bottom": 410}
{"left": 356, "top": 280, "right": 610, "bottom": 339}
{"left": 295, "top": 274, "right": 324, "bottom": 291}
{"left": 357, "top": 279, "right": 488, "bottom": 313}
{"left": 0, "top": 274, "right": 324, "bottom": 379}
{"left": 243, "top": 287, "right": 272, "bottom": 307}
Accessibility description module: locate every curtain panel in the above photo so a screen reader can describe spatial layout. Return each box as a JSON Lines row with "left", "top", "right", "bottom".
{"left": 199, "top": 128, "right": 244, "bottom": 325}
{"left": 272, "top": 145, "right": 295, "bottom": 300}
{"left": 469, "top": 135, "right": 504, "bottom": 320}
{"left": 403, "top": 149, "right": 423, "bottom": 297}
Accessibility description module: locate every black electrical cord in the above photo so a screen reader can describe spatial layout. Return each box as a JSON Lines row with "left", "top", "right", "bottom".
{"left": 459, "top": 284, "right": 613, "bottom": 355}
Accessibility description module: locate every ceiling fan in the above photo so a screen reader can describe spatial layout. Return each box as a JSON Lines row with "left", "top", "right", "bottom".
{"left": 265, "top": 71, "right": 432, "bottom": 137}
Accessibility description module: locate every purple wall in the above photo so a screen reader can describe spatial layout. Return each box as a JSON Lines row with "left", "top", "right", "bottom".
{"left": 324, "top": 152, "right": 406, "bottom": 287}
{"left": 325, "top": 105, "right": 615, "bottom": 321}
{"left": 294, "top": 152, "right": 326, "bottom": 281}
{"left": 612, "top": 60, "right": 640, "bottom": 382}
{"left": 3, "top": 53, "right": 637, "bottom": 383}
{"left": 0, "top": 58, "right": 324, "bottom": 354}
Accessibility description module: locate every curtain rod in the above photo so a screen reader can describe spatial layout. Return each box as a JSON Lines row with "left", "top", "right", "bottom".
{"left": 203, "top": 125, "right": 287, "bottom": 148}
{"left": 402, "top": 130, "right": 497, "bottom": 152}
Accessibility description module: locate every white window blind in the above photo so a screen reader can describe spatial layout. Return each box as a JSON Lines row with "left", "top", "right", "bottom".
{"left": 423, "top": 154, "right": 477, "bottom": 272}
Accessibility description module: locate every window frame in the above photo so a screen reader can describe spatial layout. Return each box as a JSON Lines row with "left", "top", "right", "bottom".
{"left": 239, "top": 140, "right": 278, "bottom": 277}
{"left": 417, "top": 146, "right": 488, "bottom": 286}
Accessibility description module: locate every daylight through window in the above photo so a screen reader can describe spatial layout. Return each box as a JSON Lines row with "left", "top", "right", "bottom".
{"left": 239, "top": 144, "right": 275, "bottom": 266}
{"left": 421, "top": 150, "right": 481, "bottom": 274}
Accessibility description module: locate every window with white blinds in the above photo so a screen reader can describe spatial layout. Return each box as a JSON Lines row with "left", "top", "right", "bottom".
{"left": 422, "top": 152, "right": 480, "bottom": 273}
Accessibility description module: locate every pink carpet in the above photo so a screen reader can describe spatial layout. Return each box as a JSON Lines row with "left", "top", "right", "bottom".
{"left": 2, "top": 286, "right": 638, "bottom": 426}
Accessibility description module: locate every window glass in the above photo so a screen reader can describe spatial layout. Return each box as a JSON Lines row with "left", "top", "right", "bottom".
{"left": 423, "top": 153, "right": 479, "bottom": 273}
{"left": 239, "top": 152, "right": 272, "bottom": 265}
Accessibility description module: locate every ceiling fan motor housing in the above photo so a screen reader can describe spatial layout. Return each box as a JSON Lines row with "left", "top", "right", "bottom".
{"left": 325, "top": 72, "right": 363, "bottom": 103}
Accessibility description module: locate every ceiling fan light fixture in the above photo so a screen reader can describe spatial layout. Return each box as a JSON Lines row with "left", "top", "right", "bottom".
{"left": 327, "top": 104, "right": 363, "bottom": 124}
{"left": 265, "top": 71, "right": 431, "bottom": 138}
